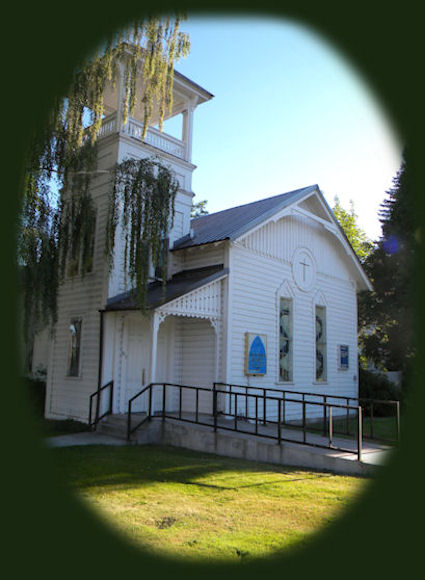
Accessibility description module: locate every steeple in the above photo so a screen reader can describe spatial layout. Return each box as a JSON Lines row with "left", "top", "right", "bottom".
{"left": 95, "top": 58, "right": 213, "bottom": 298}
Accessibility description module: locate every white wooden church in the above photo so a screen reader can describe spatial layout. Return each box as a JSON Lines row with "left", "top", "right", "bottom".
{"left": 34, "top": 56, "right": 372, "bottom": 425}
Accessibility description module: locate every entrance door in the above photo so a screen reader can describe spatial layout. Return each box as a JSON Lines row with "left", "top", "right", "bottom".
{"left": 179, "top": 318, "right": 216, "bottom": 415}
{"left": 124, "top": 316, "right": 151, "bottom": 413}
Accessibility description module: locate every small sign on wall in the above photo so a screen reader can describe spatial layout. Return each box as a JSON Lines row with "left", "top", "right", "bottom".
{"left": 338, "top": 344, "right": 349, "bottom": 370}
{"left": 245, "top": 333, "right": 267, "bottom": 375}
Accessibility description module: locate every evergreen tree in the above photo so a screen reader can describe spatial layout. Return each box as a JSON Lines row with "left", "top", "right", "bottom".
{"left": 358, "top": 148, "right": 417, "bottom": 381}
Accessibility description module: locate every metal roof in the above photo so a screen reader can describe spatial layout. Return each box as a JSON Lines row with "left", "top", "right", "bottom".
{"left": 105, "top": 264, "right": 227, "bottom": 312}
{"left": 172, "top": 185, "right": 319, "bottom": 250}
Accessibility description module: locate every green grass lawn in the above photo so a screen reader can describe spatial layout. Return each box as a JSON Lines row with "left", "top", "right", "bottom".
{"left": 331, "top": 415, "right": 398, "bottom": 441}
{"left": 51, "top": 444, "right": 369, "bottom": 562}
{"left": 299, "top": 415, "right": 399, "bottom": 442}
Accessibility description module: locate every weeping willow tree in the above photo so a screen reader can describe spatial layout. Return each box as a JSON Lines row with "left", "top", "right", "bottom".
{"left": 18, "top": 15, "right": 190, "bottom": 372}
{"left": 107, "top": 157, "right": 179, "bottom": 309}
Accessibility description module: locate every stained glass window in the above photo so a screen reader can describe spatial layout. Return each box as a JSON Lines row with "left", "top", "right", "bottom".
{"left": 315, "top": 306, "right": 326, "bottom": 381}
{"left": 67, "top": 319, "right": 82, "bottom": 377}
{"left": 279, "top": 298, "right": 293, "bottom": 382}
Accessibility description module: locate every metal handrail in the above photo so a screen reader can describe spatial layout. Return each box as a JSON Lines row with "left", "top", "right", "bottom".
{"left": 88, "top": 380, "right": 114, "bottom": 429}
{"left": 214, "top": 381, "right": 399, "bottom": 406}
{"left": 127, "top": 382, "right": 214, "bottom": 440}
{"left": 214, "top": 381, "right": 400, "bottom": 445}
{"left": 125, "top": 382, "right": 368, "bottom": 460}
{"left": 214, "top": 384, "right": 363, "bottom": 459}
{"left": 127, "top": 383, "right": 153, "bottom": 440}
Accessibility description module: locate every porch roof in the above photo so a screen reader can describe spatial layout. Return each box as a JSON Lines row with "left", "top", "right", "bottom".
{"left": 104, "top": 264, "right": 227, "bottom": 312}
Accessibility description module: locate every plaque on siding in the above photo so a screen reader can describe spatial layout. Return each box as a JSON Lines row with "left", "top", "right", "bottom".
{"left": 338, "top": 344, "right": 349, "bottom": 370}
{"left": 245, "top": 333, "right": 267, "bottom": 375}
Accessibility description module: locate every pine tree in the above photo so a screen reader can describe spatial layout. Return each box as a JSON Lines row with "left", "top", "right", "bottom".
{"left": 358, "top": 148, "right": 417, "bottom": 382}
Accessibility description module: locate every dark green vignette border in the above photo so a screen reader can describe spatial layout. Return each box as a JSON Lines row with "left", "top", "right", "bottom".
{"left": 3, "top": 1, "right": 423, "bottom": 577}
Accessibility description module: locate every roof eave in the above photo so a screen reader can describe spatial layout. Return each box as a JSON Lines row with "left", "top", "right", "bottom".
{"left": 171, "top": 237, "right": 229, "bottom": 252}
{"left": 104, "top": 266, "right": 229, "bottom": 312}
{"left": 231, "top": 185, "right": 319, "bottom": 243}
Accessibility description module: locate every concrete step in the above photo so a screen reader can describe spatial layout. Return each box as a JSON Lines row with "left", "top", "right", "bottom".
{"left": 96, "top": 413, "right": 148, "bottom": 440}
{"left": 96, "top": 415, "right": 127, "bottom": 439}
{"left": 97, "top": 423, "right": 125, "bottom": 438}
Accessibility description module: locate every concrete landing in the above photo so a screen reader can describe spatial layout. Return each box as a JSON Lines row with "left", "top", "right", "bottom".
{"left": 45, "top": 431, "right": 129, "bottom": 447}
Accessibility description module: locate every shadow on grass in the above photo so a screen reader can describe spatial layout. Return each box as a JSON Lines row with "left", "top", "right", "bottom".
{"left": 50, "top": 443, "right": 345, "bottom": 493}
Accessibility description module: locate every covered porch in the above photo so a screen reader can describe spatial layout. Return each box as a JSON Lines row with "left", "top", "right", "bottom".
{"left": 100, "top": 265, "right": 228, "bottom": 415}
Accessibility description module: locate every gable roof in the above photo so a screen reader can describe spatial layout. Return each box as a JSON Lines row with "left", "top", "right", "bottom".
{"left": 172, "top": 185, "right": 318, "bottom": 250}
{"left": 172, "top": 184, "right": 372, "bottom": 291}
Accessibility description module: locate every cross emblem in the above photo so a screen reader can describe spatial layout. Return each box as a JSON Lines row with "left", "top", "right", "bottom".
{"left": 300, "top": 258, "right": 310, "bottom": 282}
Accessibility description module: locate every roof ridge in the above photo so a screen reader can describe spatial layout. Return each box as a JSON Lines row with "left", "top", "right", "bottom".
{"left": 191, "top": 185, "right": 318, "bottom": 222}
{"left": 173, "top": 184, "right": 320, "bottom": 251}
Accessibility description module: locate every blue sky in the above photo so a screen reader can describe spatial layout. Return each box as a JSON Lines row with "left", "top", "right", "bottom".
{"left": 165, "top": 16, "right": 402, "bottom": 241}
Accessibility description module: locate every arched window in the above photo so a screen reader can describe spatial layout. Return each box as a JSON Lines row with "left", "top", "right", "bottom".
{"left": 315, "top": 305, "right": 327, "bottom": 381}
{"left": 279, "top": 297, "right": 293, "bottom": 382}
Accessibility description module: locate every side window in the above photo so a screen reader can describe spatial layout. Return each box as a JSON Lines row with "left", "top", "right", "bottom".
{"left": 279, "top": 297, "right": 293, "bottom": 382}
{"left": 315, "top": 305, "right": 327, "bottom": 381}
{"left": 67, "top": 318, "right": 82, "bottom": 377}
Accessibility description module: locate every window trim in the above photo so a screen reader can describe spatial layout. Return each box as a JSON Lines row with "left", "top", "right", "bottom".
{"left": 276, "top": 280, "right": 295, "bottom": 384}
{"left": 279, "top": 296, "right": 293, "bottom": 383}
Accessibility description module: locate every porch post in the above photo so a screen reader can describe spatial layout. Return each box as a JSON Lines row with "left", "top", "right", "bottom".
{"left": 116, "top": 61, "right": 127, "bottom": 132}
{"left": 150, "top": 311, "right": 166, "bottom": 413}
{"left": 182, "top": 98, "right": 197, "bottom": 162}
{"left": 210, "top": 318, "right": 220, "bottom": 383}
{"left": 150, "top": 312, "right": 160, "bottom": 385}
{"left": 209, "top": 318, "right": 221, "bottom": 417}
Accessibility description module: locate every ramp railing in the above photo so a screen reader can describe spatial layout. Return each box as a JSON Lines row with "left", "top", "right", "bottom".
{"left": 125, "top": 382, "right": 389, "bottom": 461}
{"left": 214, "top": 382, "right": 400, "bottom": 446}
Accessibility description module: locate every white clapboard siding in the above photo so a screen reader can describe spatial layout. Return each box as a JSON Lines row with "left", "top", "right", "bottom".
{"left": 107, "top": 187, "right": 194, "bottom": 298}
{"left": 228, "top": 213, "right": 359, "bottom": 423}
{"left": 45, "top": 151, "right": 113, "bottom": 421}
{"left": 156, "top": 316, "right": 182, "bottom": 413}
{"left": 107, "top": 135, "right": 194, "bottom": 298}
{"left": 240, "top": 214, "right": 360, "bottom": 283}
{"left": 173, "top": 317, "right": 216, "bottom": 414}
{"left": 181, "top": 243, "right": 225, "bottom": 270}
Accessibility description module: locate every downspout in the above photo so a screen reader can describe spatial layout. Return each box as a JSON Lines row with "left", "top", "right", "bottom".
{"left": 95, "top": 309, "right": 105, "bottom": 422}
